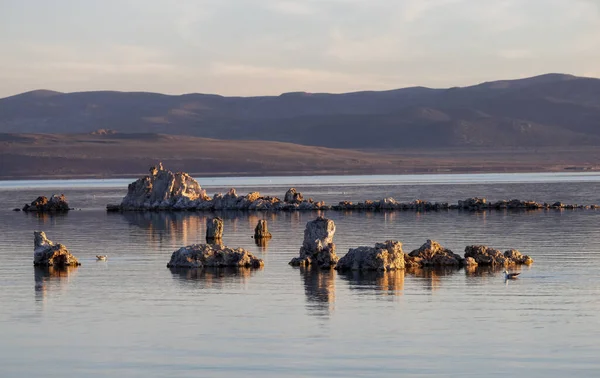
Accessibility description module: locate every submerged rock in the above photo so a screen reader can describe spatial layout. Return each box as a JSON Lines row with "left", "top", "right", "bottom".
{"left": 23, "top": 194, "right": 70, "bottom": 212}
{"left": 33, "top": 231, "right": 80, "bottom": 267}
{"left": 166, "top": 243, "right": 264, "bottom": 268}
{"left": 116, "top": 162, "right": 209, "bottom": 210}
{"left": 465, "top": 245, "right": 533, "bottom": 266}
{"left": 254, "top": 220, "right": 272, "bottom": 239}
{"left": 336, "top": 240, "right": 405, "bottom": 271}
{"left": 206, "top": 217, "right": 224, "bottom": 241}
{"left": 289, "top": 216, "right": 338, "bottom": 269}
{"left": 406, "top": 240, "right": 464, "bottom": 267}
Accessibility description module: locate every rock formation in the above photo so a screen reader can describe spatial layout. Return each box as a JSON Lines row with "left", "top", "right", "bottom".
{"left": 23, "top": 194, "right": 70, "bottom": 212}
{"left": 33, "top": 231, "right": 80, "bottom": 267}
{"left": 289, "top": 216, "right": 338, "bottom": 269}
{"left": 206, "top": 217, "right": 224, "bottom": 241}
{"left": 336, "top": 240, "right": 405, "bottom": 271}
{"left": 254, "top": 219, "right": 272, "bottom": 239}
{"left": 406, "top": 240, "right": 464, "bottom": 268}
{"left": 166, "top": 244, "right": 264, "bottom": 268}
{"left": 464, "top": 245, "right": 534, "bottom": 266}
{"left": 116, "top": 162, "right": 209, "bottom": 210}
{"left": 284, "top": 188, "right": 304, "bottom": 204}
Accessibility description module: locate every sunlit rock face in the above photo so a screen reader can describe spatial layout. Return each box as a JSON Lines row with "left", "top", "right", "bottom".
{"left": 119, "top": 162, "right": 209, "bottom": 210}
{"left": 23, "top": 194, "right": 70, "bottom": 212}
{"left": 406, "top": 240, "right": 464, "bottom": 268}
{"left": 289, "top": 216, "right": 338, "bottom": 269}
{"left": 464, "top": 245, "right": 534, "bottom": 266}
{"left": 33, "top": 231, "right": 80, "bottom": 267}
{"left": 254, "top": 220, "right": 272, "bottom": 239}
{"left": 336, "top": 240, "right": 405, "bottom": 272}
{"left": 166, "top": 244, "right": 264, "bottom": 269}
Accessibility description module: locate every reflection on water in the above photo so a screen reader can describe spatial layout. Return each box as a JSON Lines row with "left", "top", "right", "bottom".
{"left": 34, "top": 266, "right": 78, "bottom": 301}
{"left": 25, "top": 211, "right": 69, "bottom": 226}
{"left": 254, "top": 237, "right": 270, "bottom": 251}
{"left": 407, "top": 267, "right": 459, "bottom": 291}
{"left": 299, "top": 267, "right": 335, "bottom": 317}
{"left": 169, "top": 267, "right": 259, "bottom": 289}
{"left": 119, "top": 212, "right": 206, "bottom": 246}
{"left": 339, "top": 270, "right": 405, "bottom": 297}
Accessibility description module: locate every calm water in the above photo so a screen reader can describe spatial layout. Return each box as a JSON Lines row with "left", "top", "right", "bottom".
{"left": 1, "top": 173, "right": 600, "bottom": 377}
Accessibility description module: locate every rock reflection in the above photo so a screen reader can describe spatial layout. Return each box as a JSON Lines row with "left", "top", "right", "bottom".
{"left": 254, "top": 237, "right": 270, "bottom": 251}
{"left": 120, "top": 212, "right": 206, "bottom": 247}
{"left": 406, "top": 267, "right": 459, "bottom": 291}
{"left": 300, "top": 267, "right": 336, "bottom": 317}
{"left": 339, "top": 270, "right": 405, "bottom": 297}
{"left": 465, "top": 265, "right": 526, "bottom": 282}
{"left": 169, "top": 267, "right": 259, "bottom": 289}
{"left": 26, "top": 212, "right": 68, "bottom": 225}
{"left": 34, "top": 266, "right": 78, "bottom": 301}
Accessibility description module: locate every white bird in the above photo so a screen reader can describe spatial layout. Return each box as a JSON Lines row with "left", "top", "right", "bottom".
{"left": 504, "top": 269, "right": 520, "bottom": 279}
{"left": 96, "top": 255, "right": 107, "bottom": 261}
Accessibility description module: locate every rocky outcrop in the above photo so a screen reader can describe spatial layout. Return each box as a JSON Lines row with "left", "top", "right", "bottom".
{"left": 33, "top": 231, "right": 80, "bottom": 267}
{"left": 289, "top": 216, "right": 338, "bottom": 269}
{"left": 166, "top": 244, "right": 264, "bottom": 268}
{"left": 114, "top": 163, "right": 209, "bottom": 210}
{"left": 406, "top": 240, "right": 464, "bottom": 268}
{"left": 336, "top": 240, "right": 405, "bottom": 271}
{"left": 23, "top": 194, "right": 70, "bottom": 212}
{"left": 465, "top": 245, "right": 534, "bottom": 266}
{"left": 254, "top": 220, "right": 272, "bottom": 239}
{"left": 284, "top": 188, "right": 304, "bottom": 204}
{"left": 206, "top": 217, "right": 223, "bottom": 241}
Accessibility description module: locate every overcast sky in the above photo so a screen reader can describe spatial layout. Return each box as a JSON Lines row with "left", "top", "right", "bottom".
{"left": 1, "top": 0, "right": 599, "bottom": 97}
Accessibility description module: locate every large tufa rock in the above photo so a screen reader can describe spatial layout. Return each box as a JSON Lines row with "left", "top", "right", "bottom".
{"left": 254, "top": 220, "right": 272, "bottom": 239}
{"left": 33, "top": 231, "right": 80, "bottom": 267}
{"left": 336, "top": 240, "right": 405, "bottom": 271}
{"left": 23, "top": 194, "right": 70, "bottom": 212}
{"left": 284, "top": 188, "right": 304, "bottom": 204}
{"left": 289, "top": 216, "right": 338, "bottom": 269}
{"left": 119, "top": 163, "right": 209, "bottom": 210}
{"left": 166, "top": 244, "right": 264, "bottom": 268}
{"left": 465, "top": 245, "right": 534, "bottom": 266}
{"left": 206, "top": 217, "right": 224, "bottom": 241}
{"left": 406, "top": 240, "right": 464, "bottom": 267}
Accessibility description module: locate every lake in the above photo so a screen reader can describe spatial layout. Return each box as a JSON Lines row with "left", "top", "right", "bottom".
{"left": 1, "top": 173, "right": 600, "bottom": 377}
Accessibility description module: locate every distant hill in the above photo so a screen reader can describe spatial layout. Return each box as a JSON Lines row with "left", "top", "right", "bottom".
{"left": 2, "top": 73, "right": 600, "bottom": 149}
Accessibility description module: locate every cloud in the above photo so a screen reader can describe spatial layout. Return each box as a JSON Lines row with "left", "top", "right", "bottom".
{"left": 263, "top": 0, "right": 316, "bottom": 15}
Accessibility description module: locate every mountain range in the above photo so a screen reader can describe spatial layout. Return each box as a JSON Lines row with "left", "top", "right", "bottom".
{"left": 2, "top": 73, "right": 600, "bottom": 149}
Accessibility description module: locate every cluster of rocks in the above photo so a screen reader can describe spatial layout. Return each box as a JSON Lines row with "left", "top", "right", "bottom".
{"left": 33, "top": 231, "right": 80, "bottom": 267}
{"left": 103, "top": 164, "right": 597, "bottom": 213}
{"left": 332, "top": 197, "right": 597, "bottom": 211}
{"left": 107, "top": 164, "right": 324, "bottom": 212}
{"left": 166, "top": 243, "right": 264, "bottom": 269}
{"left": 20, "top": 194, "right": 71, "bottom": 212}
{"left": 289, "top": 217, "right": 534, "bottom": 272}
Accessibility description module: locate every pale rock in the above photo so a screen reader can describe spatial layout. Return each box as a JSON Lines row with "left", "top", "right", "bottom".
{"left": 166, "top": 244, "right": 264, "bottom": 268}
{"left": 206, "top": 217, "right": 224, "bottom": 241}
{"left": 254, "top": 220, "right": 272, "bottom": 239}
{"left": 289, "top": 216, "right": 338, "bottom": 269}
{"left": 33, "top": 231, "right": 80, "bottom": 267}
{"left": 336, "top": 240, "right": 405, "bottom": 271}
{"left": 406, "top": 240, "right": 464, "bottom": 267}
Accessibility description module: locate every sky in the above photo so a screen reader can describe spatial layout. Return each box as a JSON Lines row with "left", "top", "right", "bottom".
{"left": 1, "top": 0, "right": 599, "bottom": 97}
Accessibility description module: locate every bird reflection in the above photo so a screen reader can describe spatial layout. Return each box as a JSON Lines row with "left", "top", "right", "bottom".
{"left": 338, "top": 270, "right": 405, "bottom": 297}
{"left": 34, "top": 266, "right": 78, "bottom": 302}
{"left": 168, "top": 266, "right": 259, "bottom": 289}
{"left": 300, "top": 267, "right": 336, "bottom": 317}
{"left": 406, "top": 267, "right": 459, "bottom": 291}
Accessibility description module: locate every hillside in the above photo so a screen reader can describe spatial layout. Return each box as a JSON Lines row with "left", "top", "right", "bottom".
{"left": 1, "top": 132, "right": 599, "bottom": 179}
{"left": 2, "top": 74, "right": 600, "bottom": 149}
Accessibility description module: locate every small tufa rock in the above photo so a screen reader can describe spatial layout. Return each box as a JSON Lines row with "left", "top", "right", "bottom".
{"left": 336, "top": 240, "right": 405, "bottom": 271}
{"left": 289, "top": 216, "right": 338, "bottom": 269}
{"left": 254, "top": 220, "right": 272, "bottom": 239}
{"left": 23, "top": 194, "right": 70, "bottom": 212}
{"left": 33, "top": 231, "right": 80, "bottom": 267}
{"left": 166, "top": 243, "right": 264, "bottom": 268}
{"left": 406, "top": 240, "right": 464, "bottom": 268}
{"left": 206, "top": 217, "right": 224, "bottom": 241}
{"left": 464, "top": 245, "right": 534, "bottom": 266}
{"left": 284, "top": 188, "right": 304, "bottom": 204}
